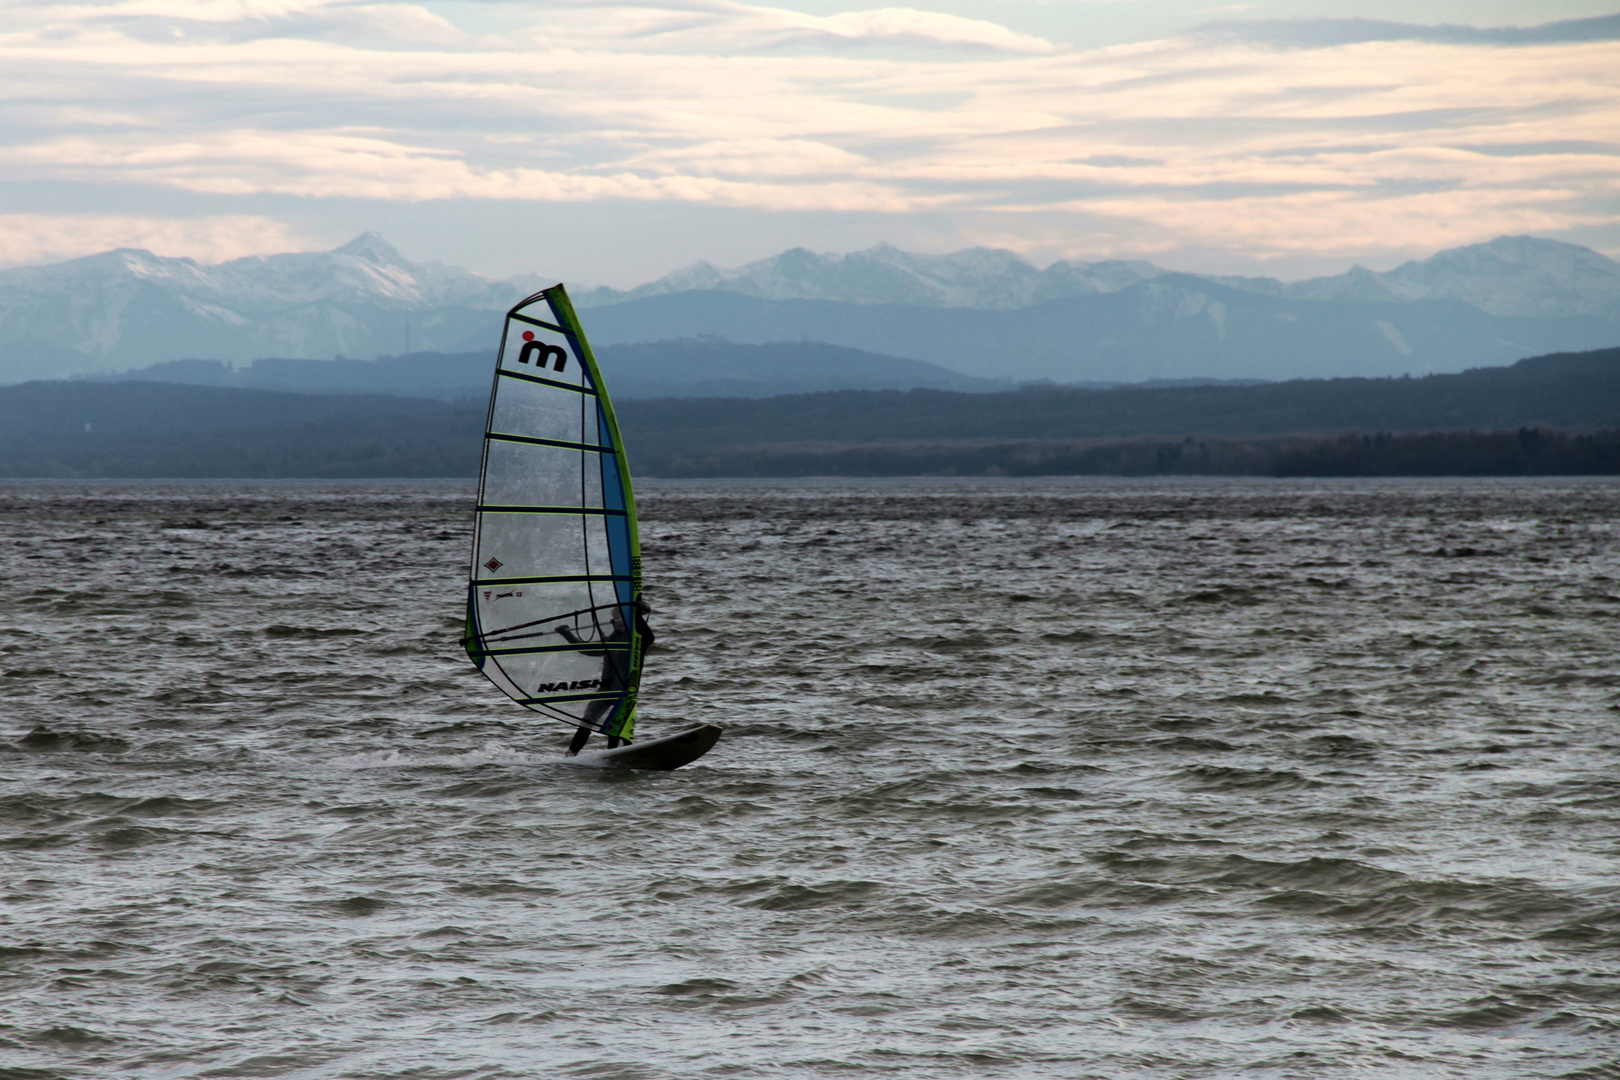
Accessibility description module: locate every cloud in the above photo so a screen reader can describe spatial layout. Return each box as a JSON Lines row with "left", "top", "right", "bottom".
{"left": 13, "top": 130, "right": 926, "bottom": 210}
{"left": 523, "top": 0, "right": 1059, "bottom": 54}
{"left": 1062, "top": 186, "right": 1611, "bottom": 258}
{"left": 0, "top": 213, "right": 318, "bottom": 267}
{"left": 617, "top": 138, "right": 870, "bottom": 177}
{"left": 1195, "top": 13, "right": 1620, "bottom": 49}
{"left": 0, "top": 1, "right": 1615, "bottom": 267}
{"left": 24, "top": 0, "right": 465, "bottom": 45}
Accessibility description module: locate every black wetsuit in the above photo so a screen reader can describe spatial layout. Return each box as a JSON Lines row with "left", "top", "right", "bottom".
{"left": 559, "top": 608, "right": 651, "bottom": 755}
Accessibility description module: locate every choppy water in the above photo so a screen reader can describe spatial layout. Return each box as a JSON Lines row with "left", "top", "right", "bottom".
{"left": 2, "top": 477, "right": 1618, "bottom": 1080}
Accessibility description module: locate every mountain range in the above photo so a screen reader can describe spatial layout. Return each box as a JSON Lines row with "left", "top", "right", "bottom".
{"left": 569, "top": 245, "right": 1166, "bottom": 312}
{"left": 2, "top": 233, "right": 1618, "bottom": 386}
{"left": 575, "top": 235, "right": 1620, "bottom": 320}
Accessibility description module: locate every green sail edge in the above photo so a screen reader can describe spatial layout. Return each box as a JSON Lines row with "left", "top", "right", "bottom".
{"left": 542, "top": 284, "right": 645, "bottom": 743}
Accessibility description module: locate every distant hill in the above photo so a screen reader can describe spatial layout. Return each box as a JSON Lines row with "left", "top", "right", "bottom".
{"left": 582, "top": 281, "right": 1620, "bottom": 383}
{"left": 0, "top": 406, "right": 481, "bottom": 480}
{"left": 78, "top": 339, "right": 1009, "bottom": 400}
{"left": 629, "top": 429, "right": 1620, "bottom": 479}
{"left": 0, "top": 380, "right": 450, "bottom": 436}
{"left": 590, "top": 339, "right": 1009, "bottom": 396}
{"left": 2, "top": 347, "right": 1616, "bottom": 478}
{"left": 3, "top": 233, "right": 1619, "bottom": 386}
{"left": 615, "top": 347, "right": 1620, "bottom": 462}
{"left": 0, "top": 380, "right": 475, "bottom": 478}
{"left": 78, "top": 354, "right": 492, "bottom": 402}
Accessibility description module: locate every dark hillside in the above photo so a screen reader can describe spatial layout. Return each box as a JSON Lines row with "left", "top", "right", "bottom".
{"left": 2, "top": 347, "right": 1617, "bottom": 477}
{"left": 80, "top": 354, "right": 492, "bottom": 401}
{"left": 618, "top": 347, "right": 1620, "bottom": 454}
{"left": 594, "top": 339, "right": 1006, "bottom": 396}
{"left": 0, "top": 380, "right": 450, "bottom": 435}
{"left": 637, "top": 429, "right": 1620, "bottom": 479}
{"left": 0, "top": 409, "right": 481, "bottom": 479}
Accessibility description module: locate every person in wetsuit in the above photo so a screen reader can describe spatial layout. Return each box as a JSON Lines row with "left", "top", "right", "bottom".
{"left": 556, "top": 599, "right": 654, "bottom": 756}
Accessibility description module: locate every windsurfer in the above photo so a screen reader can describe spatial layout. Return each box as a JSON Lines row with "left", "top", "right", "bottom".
{"left": 556, "top": 599, "right": 655, "bottom": 756}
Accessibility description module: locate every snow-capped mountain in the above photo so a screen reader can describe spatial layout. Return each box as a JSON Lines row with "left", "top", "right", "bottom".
{"left": 1, "top": 233, "right": 517, "bottom": 314}
{"left": 1209, "top": 236, "right": 1620, "bottom": 319}
{"left": 1, "top": 232, "right": 1617, "bottom": 385}
{"left": 573, "top": 236, "right": 1620, "bottom": 321}
{"left": 0, "top": 234, "right": 526, "bottom": 381}
{"left": 572, "top": 243, "right": 1166, "bottom": 311}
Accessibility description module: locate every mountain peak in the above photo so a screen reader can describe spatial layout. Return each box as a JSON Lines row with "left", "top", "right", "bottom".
{"left": 1375, "top": 235, "right": 1620, "bottom": 316}
{"left": 1419, "top": 234, "right": 1603, "bottom": 268}
{"left": 0, "top": 232, "right": 529, "bottom": 379}
{"left": 332, "top": 232, "right": 407, "bottom": 264}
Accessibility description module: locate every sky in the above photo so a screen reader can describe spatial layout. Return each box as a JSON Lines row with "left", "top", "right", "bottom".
{"left": 1, "top": 0, "right": 1618, "bottom": 285}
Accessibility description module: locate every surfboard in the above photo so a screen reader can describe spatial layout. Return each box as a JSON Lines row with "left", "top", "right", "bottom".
{"left": 571, "top": 724, "right": 723, "bottom": 771}
{"left": 461, "top": 283, "right": 720, "bottom": 771}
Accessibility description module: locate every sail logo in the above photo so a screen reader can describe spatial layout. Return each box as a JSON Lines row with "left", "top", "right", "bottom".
{"left": 484, "top": 589, "right": 524, "bottom": 600}
{"left": 538, "top": 678, "right": 601, "bottom": 693}
{"left": 518, "top": 331, "right": 567, "bottom": 371}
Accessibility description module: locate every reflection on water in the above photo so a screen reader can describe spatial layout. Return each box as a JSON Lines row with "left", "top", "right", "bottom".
{"left": 1, "top": 477, "right": 1617, "bottom": 1079}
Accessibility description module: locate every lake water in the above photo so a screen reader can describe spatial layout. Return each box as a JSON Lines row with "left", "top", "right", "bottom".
{"left": 2, "top": 477, "right": 1617, "bottom": 1079}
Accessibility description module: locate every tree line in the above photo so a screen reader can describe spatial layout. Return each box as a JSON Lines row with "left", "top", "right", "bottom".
{"left": 2, "top": 420, "right": 1615, "bottom": 479}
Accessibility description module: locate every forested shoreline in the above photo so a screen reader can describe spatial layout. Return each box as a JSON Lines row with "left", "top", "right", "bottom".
{"left": 1, "top": 347, "right": 1617, "bottom": 478}
{"left": 2, "top": 421, "right": 1616, "bottom": 479}
{"left": 636, "top": 428, "right": 1620, "bottom": 479}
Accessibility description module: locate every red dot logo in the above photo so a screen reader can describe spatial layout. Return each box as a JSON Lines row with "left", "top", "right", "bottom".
{"left": 522, "top": 331, "right": 535, "bottom": 341}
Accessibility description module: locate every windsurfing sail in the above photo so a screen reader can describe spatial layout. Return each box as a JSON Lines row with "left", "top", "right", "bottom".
{"left": 464, "top": 284, "right": 644, "bottom": 743}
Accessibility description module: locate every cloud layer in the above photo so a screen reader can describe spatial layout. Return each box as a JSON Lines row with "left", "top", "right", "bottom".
{"left": 0, "top": 213, "right": 315, "bottom": 266}
{"left": 1, "top": 0, "right": 1616, "bottom": 268}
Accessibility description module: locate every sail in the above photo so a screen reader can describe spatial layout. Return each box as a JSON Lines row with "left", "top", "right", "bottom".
{"left": 464, "top": 284, "right": 643, "bottom": 742}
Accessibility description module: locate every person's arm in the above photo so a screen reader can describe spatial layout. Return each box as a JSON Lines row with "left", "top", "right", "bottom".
{"left": 556, "top": 623, "right": 608, "bottom": 656}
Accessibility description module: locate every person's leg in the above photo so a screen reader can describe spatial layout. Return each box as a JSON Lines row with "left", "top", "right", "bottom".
{"left": 567, "top": 725, "right": 591, "bottom": 756}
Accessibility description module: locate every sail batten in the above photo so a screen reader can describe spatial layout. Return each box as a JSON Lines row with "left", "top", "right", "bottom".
{"left": 485, "top": 433, "right": 616, "bottom": 454}
{"left": 465, "top": 284, "right": 644, "bottom": 742}
{"left": 472, "top": 574, "right": 632, "bottom": 586}
{"left": 473, "top": 504, "right": 629, "bottom": 516}
{"left": 497, "top": 368, "right": 598, "bottom": 395}
{"left": 471, "top": 644, "right": 631, "bottom": 658}
{"left": 508, "top": 312, "right": 569, "bottom": 333}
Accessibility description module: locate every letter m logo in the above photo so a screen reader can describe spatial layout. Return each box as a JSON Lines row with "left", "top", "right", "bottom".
{"left": 518, "top": 331, "right": 567, "bottom": 371}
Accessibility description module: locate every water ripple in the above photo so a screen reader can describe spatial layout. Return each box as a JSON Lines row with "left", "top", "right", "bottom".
{"left": 0, "top": 477, "right": 1616, "bottom": 1078}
